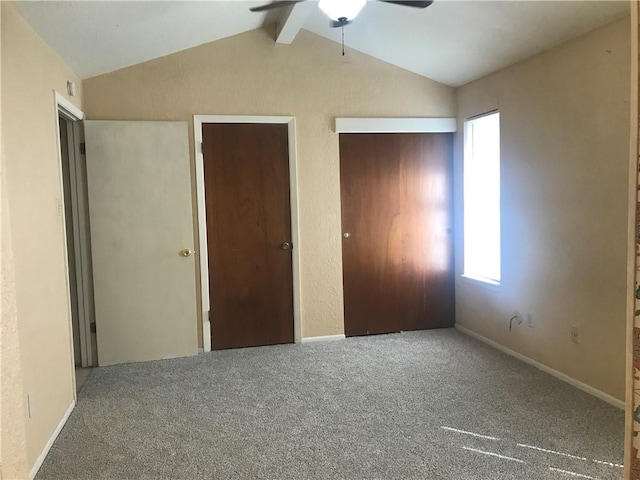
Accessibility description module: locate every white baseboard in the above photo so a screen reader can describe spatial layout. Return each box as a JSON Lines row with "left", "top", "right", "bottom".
{"left": 301, "top": 334, "right": 346, "bottom": 344}
{"left": 455, "top": 325, "right": 624, "bottom": 410}
{"left": 30, "top": 400, "right": 75, "bottom": 479}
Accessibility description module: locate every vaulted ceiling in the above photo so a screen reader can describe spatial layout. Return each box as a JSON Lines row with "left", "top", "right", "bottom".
{"left": 14, "top": 0, "right": 629, "bottom": 87}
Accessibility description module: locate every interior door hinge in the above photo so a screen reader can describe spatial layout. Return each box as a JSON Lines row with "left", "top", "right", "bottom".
{"left": 80, "top": 142, "right": 86, "bottom": 155}
{"left": 201, "top": 142, "right": 204, "bottom": 154}
{"left": 90, "top": 322, "right": 96, "bottom": 333}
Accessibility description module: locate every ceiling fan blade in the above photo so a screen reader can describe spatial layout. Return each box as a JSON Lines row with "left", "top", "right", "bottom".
{"left": 378, "top": 0, "right": 434, "bottom": 8}
{"left": 249, "top": 1, "right": 300, "bottom": 13}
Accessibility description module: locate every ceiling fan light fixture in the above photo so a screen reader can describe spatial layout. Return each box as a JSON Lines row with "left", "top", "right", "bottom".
{"left": 318, "top": 0, "right": 366, "bottom": 21}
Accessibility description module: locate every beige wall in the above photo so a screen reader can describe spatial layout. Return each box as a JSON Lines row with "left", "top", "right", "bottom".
{"left": 454, "top": 17, "right": 630, "bottom": 401}
{"left": 1, "top": 1, "right": 83, "bottom": 473}
{"left": 2, "top": 155, "right": 29, "bottom": 480}
{"left": 83, "top": 28, "right": 456, "bottom": 340}
{"left": 1, "top": 2, "right": 30, "bottom": 477}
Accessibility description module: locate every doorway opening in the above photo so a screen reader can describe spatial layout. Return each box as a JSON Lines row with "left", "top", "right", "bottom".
{"left": 56, "top": 93, "right": 96, "bottom": 393}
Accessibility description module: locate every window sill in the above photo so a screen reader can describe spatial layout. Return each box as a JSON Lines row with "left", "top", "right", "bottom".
{"left": 459, "top": 275, "right": 501, "bottom": 291}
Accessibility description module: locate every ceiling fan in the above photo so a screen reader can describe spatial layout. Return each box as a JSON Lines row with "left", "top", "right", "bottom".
{"left": 250, "top": 0, "right": 433, "bottom": 28}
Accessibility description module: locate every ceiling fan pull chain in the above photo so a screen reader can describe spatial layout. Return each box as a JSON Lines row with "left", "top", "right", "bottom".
{"left": 342, "top": 25, "right": 345, "bottom": 56}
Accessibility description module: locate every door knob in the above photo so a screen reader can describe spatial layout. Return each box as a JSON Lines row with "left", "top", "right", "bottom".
{"left": 180, "top": 249, "right": 194, "bottom": 257}
{"left": 280, "top": 242, "right": 292, "bottom": 250}
{"left": 343, "top": 232, "right": 351, "bottom": 239}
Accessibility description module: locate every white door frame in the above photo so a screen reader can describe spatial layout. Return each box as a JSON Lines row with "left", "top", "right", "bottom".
{"left": 53, "top": 91, "right": 88, "bottom": 396}
{"left": 193, "top": 115, "right": 302, "bottom": 352}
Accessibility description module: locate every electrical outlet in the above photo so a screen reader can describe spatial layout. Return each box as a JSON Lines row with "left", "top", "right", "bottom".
{"left": 570, "top": 325, "right": 580, "bottom": 344}
{"left": 527, "top": 313, "right": 534, "bottom": 328}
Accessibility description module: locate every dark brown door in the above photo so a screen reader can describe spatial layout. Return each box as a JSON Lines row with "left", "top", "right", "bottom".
{"left": 203, "top": 123, "right": 294, "bottom": 349}
{"left": 340, "top": 133, "right": 454, "bottom": 337}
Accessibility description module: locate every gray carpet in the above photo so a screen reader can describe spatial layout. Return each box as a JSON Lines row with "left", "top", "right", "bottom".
{"left": 37, "top": 329, "right": 623, "bottom": 480}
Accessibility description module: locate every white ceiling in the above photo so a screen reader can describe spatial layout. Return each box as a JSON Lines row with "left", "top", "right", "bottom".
{"left": 305, "top": 0, "right": 630, "bottom": 86}
{"left": 14, "top": 0, "right": 630, "bottom": 86}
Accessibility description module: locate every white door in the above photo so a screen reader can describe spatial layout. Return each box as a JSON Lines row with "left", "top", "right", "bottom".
{"left": 85, "top": 121, "right": 198, "bottom": 366}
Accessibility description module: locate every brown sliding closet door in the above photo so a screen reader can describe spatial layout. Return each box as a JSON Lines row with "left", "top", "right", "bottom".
{"left": 202, "top": 123, "right": 294, "bottom": 350}
{"left": 340, "top": 133, "right": 454, "bottom": 337}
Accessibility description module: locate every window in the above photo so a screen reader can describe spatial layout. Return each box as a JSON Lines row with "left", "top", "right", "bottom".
{"left": 463, "top": 111, "right": 500, "bottom": 284}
